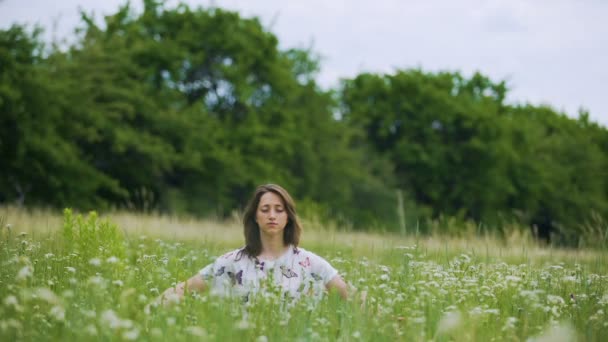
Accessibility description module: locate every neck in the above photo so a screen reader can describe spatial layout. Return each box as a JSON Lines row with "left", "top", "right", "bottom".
{"left": 259, "top": 233, "right": 288, "bottom": 259}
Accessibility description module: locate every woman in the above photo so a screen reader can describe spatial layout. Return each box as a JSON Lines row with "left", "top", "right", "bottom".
{"left": 160, "top": 184, "right": 348, "bottom": 304}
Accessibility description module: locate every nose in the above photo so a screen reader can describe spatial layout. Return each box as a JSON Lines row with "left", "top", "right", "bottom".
{"left": 268, "top": 210, "right": 276, "bottom": 219}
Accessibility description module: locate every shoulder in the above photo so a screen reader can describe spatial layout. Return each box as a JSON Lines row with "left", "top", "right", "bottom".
{"left": 215, "top": 247, "right": 251, "bottom": 265}
{"left": 292, "top": 246, "right": 332, "bottom": 265}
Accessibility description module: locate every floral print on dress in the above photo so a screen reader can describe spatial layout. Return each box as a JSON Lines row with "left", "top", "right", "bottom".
{"left": 199, "top": 246, "right": 338, "bottom": 300}
{"left": 280, "top": 265, "right": 298, "bottom": 278}
{"left": 215, "top": 266, "right": 226, "bottom": 277}
{"left": 310, "top": 273, "right": 323, "bottom": 281}
{"left": 227, "top": 270, "right": 243, "bottom": 285}
{"left": 254, "top": 258, "right": 265, "bottom": 271}
{"left": 299, "top": 257, "right": 311, "bottom": 268}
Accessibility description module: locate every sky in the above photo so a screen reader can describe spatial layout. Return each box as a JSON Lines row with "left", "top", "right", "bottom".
{"left": 2, "top": 0, "right": 607, "bottom": 126}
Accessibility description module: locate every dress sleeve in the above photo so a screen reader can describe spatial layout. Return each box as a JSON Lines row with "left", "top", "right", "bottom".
{"left": 310, "top": 252, "right": 339, "bottom": 285}
{"left": 199, "top": 251, "right": 234, "bottom": 281}
{"left": 199, "top": 262, "right": 215, "bottom": 281}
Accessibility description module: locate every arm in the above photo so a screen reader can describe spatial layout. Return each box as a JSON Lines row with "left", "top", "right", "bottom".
{"left": 159, "top": 273, "right": 207, "bottom": 305}
{"left": 326, "top": 274, "right": 348, "bottom": 300}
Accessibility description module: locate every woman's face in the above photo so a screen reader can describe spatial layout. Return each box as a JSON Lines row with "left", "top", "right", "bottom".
{"left": 256, "top": 191, "right": 288, "bottom": 236}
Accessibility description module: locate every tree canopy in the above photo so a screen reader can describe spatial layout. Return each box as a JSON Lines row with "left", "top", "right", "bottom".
{"left": 1, "top": 1, "right": 607, "bottom": 244}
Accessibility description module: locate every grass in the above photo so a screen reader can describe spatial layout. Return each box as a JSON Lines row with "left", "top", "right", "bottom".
{"left": 1, "top": 205, "right": 607, "bottom": 341}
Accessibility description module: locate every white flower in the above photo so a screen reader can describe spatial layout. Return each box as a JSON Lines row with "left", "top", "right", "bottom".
{"left": 49, "top": 305, "right": 65, "bottom": 321}
{"left": 502, "top": 317, "right": 518, "bottom": 331}
{"left": 527, "top": 322, "right": 576, "bottom": 342}
{"left": 562, "top": 276, "right": 577, "bottom": 283}
{"left": 437, "top": 311, "right": 462, "bottom": 334}
{"left": 88, "top": 276, "right": 105, "bottom": 287}
{"left": 547, "top": 295, "right": 565, "bottom": 305}
{"left": 236, "top": 319, "right": 250, "bottom": 330}
{"left": 36, "top": 288, "right": 60, "bottom": 305}
{"left": 4, "top": 295, "right": 19, "bottom": 307}
{"left": 485, "top": 308, "right": 500, "bottom": 315}
{"left": 65, "top": 266, "right": 76, "bottom": 273}
{"left": 89, "top": 258, "right": 102, "bottom": 266}
{"left": 85, "top": 324, "right": 98, "bottom": 336}
{"left": 100, "top": 310, "right": 122, "bottom": 330}
{"left": 506, "top": 275, "right": 522, "bottom": 283}
{"left": 411, "top": 316, "right": 426, "bottom": 324}
{"left": 100, "top": 310, "right": 133, "bottom": 330}
{"left": 122, "top": 328, "right": 140, "bottom": 341}
{"left": 106, "top": 256, "right": 119, "bottom": 264}
{"left": 16, "top": 265, "right": 33, "bottom": 281}
{"left": 186, "top": 326, "right": 207, "bottom": 337}
{"left": 112, "top": 280, "right": 124, "bottom": 287}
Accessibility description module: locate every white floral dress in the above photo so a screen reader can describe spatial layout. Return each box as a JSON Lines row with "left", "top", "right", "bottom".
{"left": 199, "top": 245, "right": 338, "bottom": 301}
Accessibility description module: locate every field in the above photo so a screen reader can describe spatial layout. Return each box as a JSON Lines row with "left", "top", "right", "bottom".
{"left": 1, "top": 207, "right": 607, "bottom": 341}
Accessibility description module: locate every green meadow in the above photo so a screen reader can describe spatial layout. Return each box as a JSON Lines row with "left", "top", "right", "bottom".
{"left": 1, "top": 207, "right": 606, "bottom": 341}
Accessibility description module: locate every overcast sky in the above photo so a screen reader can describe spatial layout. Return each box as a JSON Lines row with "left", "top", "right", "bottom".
{"left": 2, "top": 0, "right": 607, "bottom": 126}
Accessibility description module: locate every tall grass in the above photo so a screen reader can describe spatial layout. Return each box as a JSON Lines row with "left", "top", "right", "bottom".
{"left": 1, "top": 206, "right": 607, "bottom": 341}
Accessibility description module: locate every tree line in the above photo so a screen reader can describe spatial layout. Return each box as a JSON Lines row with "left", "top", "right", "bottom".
{"left": 1, "top": 1, "right": 607, "bottom": 245}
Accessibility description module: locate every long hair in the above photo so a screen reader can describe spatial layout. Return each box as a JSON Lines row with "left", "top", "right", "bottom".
{"left": 242, "top": 184, "right": 302, "bottom": 257}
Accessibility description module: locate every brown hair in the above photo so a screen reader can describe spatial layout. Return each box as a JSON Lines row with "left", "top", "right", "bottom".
{"left": 241, "top": 184, "right": 302, "bottom": 257}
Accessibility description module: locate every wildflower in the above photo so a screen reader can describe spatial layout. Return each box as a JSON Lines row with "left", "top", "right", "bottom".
{"left": 85, "top": 324, "right": 98, "bottom": 336}
{"left": 437, "top": 311, "right": 462, "bottom": 334}
{"left": 186, "top": 326, "right": 207, "bottom": 337}
{"left": 411, "top": 316, "right": 426, "bottom": 324}
{"left": 528, "top": 321, "right": 576, "bottom": 342}
{"left": 16, "top": 265, "right": 33, "bottom": 281}
{"left": 547, "top": 295, "right": 565, "bottom": 305}
{"left": 87, "top": 276, "right": 105, "bottom": 287}
{"left": 562, "top": 276, "right": 577, "bottom": 283}
{"left": 502, "top": 317, "right": 518, "bottom": 331}
{"left": 506, "top": 275, "right": 522, "bottom": 283}
{"left": 485, "top": 308, "right": 500, "bottom": 315}
{"left": 49, "top": 305, "right": 65, "bottom": 321}
{"left": 256, "top": 336, "right": 269, "bottom": 342}
{"left": 235, "top": 319, "right": 250, "bottom": 330}
{"left": 36, "top": 288, "right": 60, "bottom": 305}
{"left": 89, "top": 258, "right": 101, "bottom": 266}
{"left": 112, "top": 280, "right": 124, "bottom": 287}
{"left": 65, "top": 266, "right": 76, "bottom": 273}
{"left": 4, "top": 295, "right": 18, "bottom": 307}
{"left": 44, "top": 253, "right": 55, "bottom": 259}
{"left": 122, "top": 328, "right": 140, "bottom": 340}
{"left": 106, "top": 256, "right": 119, "bottom": 264}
